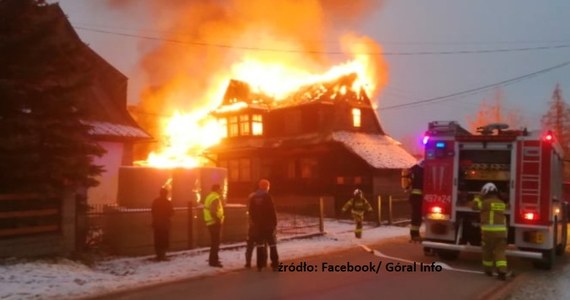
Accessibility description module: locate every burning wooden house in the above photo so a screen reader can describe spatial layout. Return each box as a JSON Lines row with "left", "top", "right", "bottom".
{"left": 207, "top": 73, "right": 416, "bottom": 209}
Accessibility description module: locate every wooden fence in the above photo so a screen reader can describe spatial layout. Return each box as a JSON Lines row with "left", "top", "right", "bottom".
{"left": 0, "top": 193, "right": 61, "bottom": 239}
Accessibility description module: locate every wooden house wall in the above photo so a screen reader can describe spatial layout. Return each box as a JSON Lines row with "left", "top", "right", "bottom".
{"left": 215, "top": 95, "right": 402, "bottom": 213}
{"left": 219, "top": 143, "right": 377, "bottom": 203}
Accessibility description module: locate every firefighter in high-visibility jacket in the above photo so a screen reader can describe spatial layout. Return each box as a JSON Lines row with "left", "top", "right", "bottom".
{"left": 342, "top": 189, "right": 373, "bottom": 238}
{"left": 472, "top": 182, "right": 512, "bottom": 280}
{"left": 402, "top": 159, "right": 424, "bottom": 241}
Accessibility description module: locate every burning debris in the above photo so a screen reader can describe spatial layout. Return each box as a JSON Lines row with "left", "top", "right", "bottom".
{"left": 218, "top": 72, "right": 369, "bottom": 111}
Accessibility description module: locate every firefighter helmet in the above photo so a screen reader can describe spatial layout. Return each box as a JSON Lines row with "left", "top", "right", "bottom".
{"left": 353, "top": 189, "right": 363, "bottom": 197}
{"left": 481, "top": 182, "right": 498, "bottom": 196}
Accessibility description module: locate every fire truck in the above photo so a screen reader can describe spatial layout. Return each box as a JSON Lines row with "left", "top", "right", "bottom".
{"left": 420, "top": 121, "right": 568, "bottom": 269}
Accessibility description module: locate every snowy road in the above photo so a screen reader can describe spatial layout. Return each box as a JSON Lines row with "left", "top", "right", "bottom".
{"left": 1, "top": 220, "right": 565, "bottom": 300}
{"left": 89, "top": 237, "right": 516, "bottom": 300}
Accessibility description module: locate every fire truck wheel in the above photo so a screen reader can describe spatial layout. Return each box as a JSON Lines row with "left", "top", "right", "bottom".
{"left": 423, "top": 247, "right": 436, "bottom": 257}
{"left": 533, "top": 248, "right": 555, "bottom": 270}
{"left": 437, "top": 249, "right": 460, "bottom": 261}
{"left": 556, "top": 215, "right": 568, "bottom": 256}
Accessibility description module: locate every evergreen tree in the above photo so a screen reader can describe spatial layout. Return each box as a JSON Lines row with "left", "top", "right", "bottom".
{"left": 0, "top": 0, "right": 104, "bottom": 194}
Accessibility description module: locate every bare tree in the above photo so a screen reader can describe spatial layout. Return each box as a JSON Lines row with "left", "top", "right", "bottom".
{"left": 540, "top": 84, "right": 570, "bottom": 180}
{"left": 541, "top": 83, "right": 570, "bottom": 153}
{"left": 467, "top": 88, "right": 527, "bottom": 133}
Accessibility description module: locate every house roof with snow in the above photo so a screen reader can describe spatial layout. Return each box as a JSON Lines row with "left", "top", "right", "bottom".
{"left": 209, "top": 130, "right": 416, "bottom": 169}
{"left": 10, "top": 2, "right": 152, "bottom": 142}
{"left": 331, "top": 131, "right": 417, "bottom": 169}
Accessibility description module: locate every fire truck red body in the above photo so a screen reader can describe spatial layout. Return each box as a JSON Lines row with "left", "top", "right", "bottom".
{"left": 421, "top": 121, "right": 568, "bottom": 269}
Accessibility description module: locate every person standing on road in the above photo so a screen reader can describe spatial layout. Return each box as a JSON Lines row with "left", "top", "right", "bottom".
{"left": 151, "top": 187, "right": 174, "bottom": 261}
{"left": 203, "top": 184, "right": 224, "bottom": 268}
{"left": 342, "top": 189, "right": 373, "bottom": 238}
{"left": 244, "top": 218, "right": 255, "bottom": 268}
{"left": 403, "top": 159, "right": 424, "bottom": 242}
{"left": 248, "top": 179, "right": 279, "bottom": 271}
{"left": 472, "top": 182, "right": 512, "bottom": 280}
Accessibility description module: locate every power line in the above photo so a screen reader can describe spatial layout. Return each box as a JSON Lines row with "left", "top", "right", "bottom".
{"left": 71, "top": 21, "right": 570, "bottom": 47}
{"left": 73, "top": 25, "right": 570, "bottom": 56}
{"left": 379, "top": 60, "right": 570, "bottom": 111}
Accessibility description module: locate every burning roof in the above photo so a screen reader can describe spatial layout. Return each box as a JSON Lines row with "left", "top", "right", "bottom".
{"left": 216, "top": 72, "right": 371, "bottom": 113}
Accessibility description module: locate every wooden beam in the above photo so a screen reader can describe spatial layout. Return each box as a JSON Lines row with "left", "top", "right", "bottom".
{"left": 0, "top": 225, "right": 59, "bottom": 237}
{"left": 0, "top": 193, "right": 42, "bottom": 201}
{"left": 0, "top": 209, "right": 59, "bottom": 219}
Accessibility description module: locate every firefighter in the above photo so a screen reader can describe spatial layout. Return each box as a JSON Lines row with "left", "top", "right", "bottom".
{"left": 203, "top": 184, "right": 224, "bottom": 268}
{"left": 403, "top": 159, "right": 424, "bottom": 242}
{"left": 342, "top": 189, "right": 373, "bottom": 238}
{"left": 472, "top": 182, "right": 512, "bottom": 280}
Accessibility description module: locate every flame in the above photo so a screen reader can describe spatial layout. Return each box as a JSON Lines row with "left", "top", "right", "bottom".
{"left": 137, "top": 38, "right": 386, "bottom": 168}
{"left": 121, "top": 1, "right": 389, "bottom": 169}
{"left": 134, "top": 110, "right": 225, "bottom": 168}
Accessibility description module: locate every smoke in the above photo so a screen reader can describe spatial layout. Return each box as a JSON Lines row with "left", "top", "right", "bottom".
{"left": 105, "top": 0, "right": 386, "bottom": 157}
{"left": 107, "top": 1, "right": 383, "bottom": 99}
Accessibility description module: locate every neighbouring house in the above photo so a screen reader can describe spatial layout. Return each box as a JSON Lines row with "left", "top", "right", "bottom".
{"left": 45, "top": 5, "right": 152, "bottom": 206}
{"left": 81, "top": 45, "right": 153, "bottom": 206}
{"left": 207, "top": 74, "right": 417, "bottom": 214}
{"left": 0, "top": 1, "right": 150, "bottom": 257}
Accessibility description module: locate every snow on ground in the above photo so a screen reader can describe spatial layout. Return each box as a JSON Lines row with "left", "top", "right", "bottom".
{"left": 0, "top": 219, "right": 407, "bottom": 300}
{"left": 501, "top": 262, "right": 570, "bottom": 300}
{"left": 5, "top": 218, "right": 569, "bottom": 300}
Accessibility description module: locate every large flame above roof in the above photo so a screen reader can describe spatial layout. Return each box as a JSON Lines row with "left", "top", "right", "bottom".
{"left": 121, "top": 0, "right": 389, "bottom": 168}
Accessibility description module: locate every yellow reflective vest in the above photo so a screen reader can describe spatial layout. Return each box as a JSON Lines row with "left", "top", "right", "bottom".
{"left": 472, "top": 195, "right": 507, "bottom": 233}
{"left": 203, "top": 191, "right": 224, "bottom": 226}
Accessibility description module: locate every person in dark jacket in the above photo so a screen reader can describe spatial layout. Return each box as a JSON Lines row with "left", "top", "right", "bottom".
{"left": 406, "top": 159, "right": 424, "bottom": 241}
{"left": 248, "top": 179, "right": 279, "bottom": 271}
{"left": 244, "top": 218, "right": 255, "bottom": 268}
{"left": 151, "top": 187, "right": 174, "bottom": 261}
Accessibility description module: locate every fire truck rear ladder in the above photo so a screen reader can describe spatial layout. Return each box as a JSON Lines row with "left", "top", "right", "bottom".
{"left": 518, "top": 143, "right": 542, "bottom": 221}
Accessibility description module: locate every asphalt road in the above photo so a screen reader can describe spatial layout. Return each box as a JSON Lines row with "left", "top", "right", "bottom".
{"left": 96, "top": 236, "right": 535, "bottom": 300}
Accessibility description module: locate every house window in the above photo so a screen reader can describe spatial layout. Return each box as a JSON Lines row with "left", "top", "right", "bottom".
{"left": 252, "top": 114, "right": 263, "bottom": 136}
{"left": 352, "top": 108, "right": 361, "bottom": 128}
{"left": 229, "top": 116, "right": 239, "bottom": 137}
{"left": 300, "top": 158, "right": 317, "bottom": 179}
{"left": 239, "top": 158, "right": 251, "bottom": 181}
{"left": 354, "top": 176, "right": 362, "bottom": 185}
{"left": 284, "top": 110, "right": 302, "bottom": 134}
{"left": 239, "top": 115, "right": 250, "bottom": 136}
{"left": 229, "top": 160, "right": 240, "bottom": 181}
{"left": 287, "top": 160, "right": 296, "bottom": 179}
{"left": 227, "top": 158, "right": 251, "bottom": 182}
{"left": 336, "top": 177, "right": 345, "bottom": 185}
{"left": 218, "top": 118, "right": 227, "bottom": 138}
{"left": 225, "top": 113, "right": 264, "bottom": 137}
